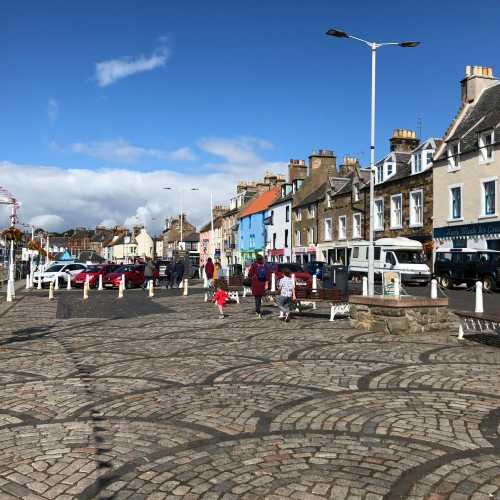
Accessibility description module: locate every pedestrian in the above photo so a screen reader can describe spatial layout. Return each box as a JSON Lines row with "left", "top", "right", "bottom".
{"left": 174, "top": 259, "right": 185, "bottom": 288}
{"left": 276, "top": 267, "right": 296, "bottom": 322}
{"left": 248, "top": 255, "right": 268, "bottom": 319}
{"left": 167, "top": 260, "right": 175, "bottom": 289}
{"left": 143, "top": 258, "right": 155, "bottom": 289}
{"left": 213, "top": 283, "right": 229, "bottom": 319}
{"left": 214, "top": 261, "right": 222, "bottom": 285}
{"left": 205, "top": 257, "right": 215, "bottom": 288}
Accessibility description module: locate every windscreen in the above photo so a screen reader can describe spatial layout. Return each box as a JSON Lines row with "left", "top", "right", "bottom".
{"left": 394, "top": 250, "right": 425, "bottom": 264}
{"left": 46, "top": 265, "right": 64, "bottom": 272}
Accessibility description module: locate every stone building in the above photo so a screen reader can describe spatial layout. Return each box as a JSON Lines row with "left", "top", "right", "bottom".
{"left": 433, "top": 66, "right": 500, "bottom": 251}
{"left": 317, "top": 157, "right": 370, "bottom": 264}
{"left": 199, "top": 206, "right": 227, "bottom": 269}
{"left": 162, "top": 214, "right": 196, "bottom": 259}
{"left": 292, "top": 150, "right": 336, "bottom": 265}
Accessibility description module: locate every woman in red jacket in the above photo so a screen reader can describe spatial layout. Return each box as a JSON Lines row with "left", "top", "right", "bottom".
{"left": 204, "top": 258, "right": 215, "bottom": 287}
{"left": 248, "top": 255, "right": 268, "bottom": 319}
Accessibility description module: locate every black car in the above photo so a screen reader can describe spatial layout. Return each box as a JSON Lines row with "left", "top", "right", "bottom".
{"left": 435, "top": 249, "right": 500, "bottom": 291}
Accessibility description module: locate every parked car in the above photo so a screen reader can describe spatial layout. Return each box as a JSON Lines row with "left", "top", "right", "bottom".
{"left": 267, "top": 263, "right": 313, "bottom": 289}
{"left": 72, "top": 264, "right": 120, "bottom": 288}
{"left": 102, "top": 264, "right": 160, "bottom": 289}
{"left": 33, "top": 262, "right": 87, "bottom": 288}
{"left": 435, "top": 248, "right": 500, "bottom": 291}
{"left": 349, "top": 237, "right": 431, "bottom": 285}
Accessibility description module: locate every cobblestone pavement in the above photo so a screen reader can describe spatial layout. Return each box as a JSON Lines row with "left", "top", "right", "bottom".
{"left": 0, "top": 288, "right": 500, "bottom": 500}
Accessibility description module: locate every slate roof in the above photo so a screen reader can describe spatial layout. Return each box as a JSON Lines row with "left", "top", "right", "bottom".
{"left": 238, "top": 187, "right": 281, "bottom": 218}
{"left": 293, "top": 184, "right": 326, "bottom": 208}
{"left": 183, "top": 232, "right": 200, "bottom": 242}
{"left": 436, "top": 82, "right": 500, "bottom": 161}
{"left": 199, "top": 217, "right": 224, "bottom": 233}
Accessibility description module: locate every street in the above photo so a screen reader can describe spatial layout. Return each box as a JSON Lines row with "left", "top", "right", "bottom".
{"left": 0, "top": 287, "right": 499, "bottom": 499}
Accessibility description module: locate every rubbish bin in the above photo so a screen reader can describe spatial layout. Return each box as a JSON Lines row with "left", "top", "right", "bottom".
{"left": 333, "top": 265, "right": 349, "bottom": 296}
{"left": 322, "top": 264, "right": 348, "bottom": 295}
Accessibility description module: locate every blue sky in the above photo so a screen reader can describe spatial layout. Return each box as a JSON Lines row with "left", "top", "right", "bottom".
{"left": 1, "top": 0, "right": 500, "bottom": 231}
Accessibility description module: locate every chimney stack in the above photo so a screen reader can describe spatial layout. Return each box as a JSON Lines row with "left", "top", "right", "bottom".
{"left": 212, "top": 205, "right": 228, "bottom": 219}
{"left": 390, "top": 129, "right": 420, "bottom": 153}
{"left": 288, "top": 159, "right": 308, "bottom": 183}
{"left": 308, "top": 149, "right": 336, "bottom": 176}
{"left": 338, "top": 156, "right": 360, "bottom": 177}
{"left": 461, "top": 65, "right": 497, "bottom": 104}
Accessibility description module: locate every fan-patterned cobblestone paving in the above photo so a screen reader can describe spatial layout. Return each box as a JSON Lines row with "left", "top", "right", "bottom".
{"left": 0, "top": 290, "right": 499, "bottom": 499}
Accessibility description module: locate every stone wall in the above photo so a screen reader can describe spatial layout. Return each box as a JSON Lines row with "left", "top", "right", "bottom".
{"left": 349, "top": 296, "right": 457, "bottom": 335}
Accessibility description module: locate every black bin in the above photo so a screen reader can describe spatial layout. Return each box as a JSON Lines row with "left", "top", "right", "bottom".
{"left": 322, "top": 264, "right": 348, "bottom": 295}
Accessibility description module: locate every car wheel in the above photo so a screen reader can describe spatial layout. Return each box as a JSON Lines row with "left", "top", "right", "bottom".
{"left": 440, "top": 274, "right": 453, "bottom": 289}
{"left": 482, "top": 275, "right": 495, "bottom": 292}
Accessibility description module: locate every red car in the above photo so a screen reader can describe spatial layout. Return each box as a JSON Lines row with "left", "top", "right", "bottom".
{"left": 72, "top": 264, "right": 120, "bottom": 288}
{"left": 268, "top": 263, "right": 313, "bottom": 289}
{"left": 102, "top": 264, "right": 160, "bottom": 289}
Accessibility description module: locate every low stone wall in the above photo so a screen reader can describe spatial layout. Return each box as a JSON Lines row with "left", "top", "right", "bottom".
{"left": 349, "top": 295, "right": 455, "bottom": 335}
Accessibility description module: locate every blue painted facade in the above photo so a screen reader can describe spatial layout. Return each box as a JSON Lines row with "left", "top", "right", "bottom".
{"left": 239, "top": 212, "right": 266, "bottom": 263}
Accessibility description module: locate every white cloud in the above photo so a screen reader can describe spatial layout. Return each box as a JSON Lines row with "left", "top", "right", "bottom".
{"left": 29, "top": 214, "right": 65, "bottom": 230}
{"left": 0, "top": 137, "right": 286, "bottom": 233}
{"left": 48, "top": 99, "right": 58, "bottom": 124}
{"left": 70, "top": 139, "right": 196, "bottom": 164}
{"left": 95, "top": 46, "right": 169, "bottom": 87}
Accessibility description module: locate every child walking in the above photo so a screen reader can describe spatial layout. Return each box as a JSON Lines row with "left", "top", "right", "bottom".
{"left": 277, "top": 268, "right": 295, "bottom": 322}
{"left": 213, "top": 284, "right": 229, "bottom": 319}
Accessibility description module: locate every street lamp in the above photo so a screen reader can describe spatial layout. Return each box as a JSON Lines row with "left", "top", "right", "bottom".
{"left": 326, "top": 28, "right": 419, "bottom": 296}
{"left": 162, "top": 187, "right": 200, "bottom": 250}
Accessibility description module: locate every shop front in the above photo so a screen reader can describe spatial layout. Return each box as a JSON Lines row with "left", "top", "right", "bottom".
{"left": 434, "top": 221, "right": 500, "bottom": 251}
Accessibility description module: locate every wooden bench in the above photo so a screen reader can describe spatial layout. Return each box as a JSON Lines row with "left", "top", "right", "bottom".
{"left": 266, "top": 288, "right": 350, "bottom": 321}
{"left": 454, "top": 310, "right": 500, "bottom": 339}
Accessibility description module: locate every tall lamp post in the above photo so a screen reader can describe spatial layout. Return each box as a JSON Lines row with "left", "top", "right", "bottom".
{"left": 162, "top": 187, "right": 200, "bottom": 250}
{"left": 326, "top": 28, "right": 419, "bottom": 296}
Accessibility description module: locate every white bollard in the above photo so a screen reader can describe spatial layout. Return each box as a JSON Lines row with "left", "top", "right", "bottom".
{"left": 98, "top": 274, "right": 103, "bottom": 291}
{"left": 26, "top": 275, "right": 30, "bottom": 290}
{"left": 6, "top": 279, "right": 13, "bottom": 302}
{"left": 121, "top": 274, "right": 126, "bottom": 289}
{"left": 362, "top": 276, "right": 368, "bottom": 296}
{"left": 54, "top": 277, "right": 59, "bottom": 291}
{"left": 183, "top": 279, "right": 188, "bottom": 296}
{"left": 203, "top": 272, "right": 208, "bottom": 289}
{"left": 83, "top": 282, "right": 89, "bottom": 300}
{"left": 67, "top": 275, "right": 72, "bottom": 290}
{"left": 291, "top": 273, "right": 296, "bottom": 287}
{"left": 431, "top": 279, "right": 437, "bottom": 299}
{"left": 271, "top": 273, "right": 276, "bottom": 292}
{"left": 204, "top": 292, "right": 208, "bottom": 302}
{"left": 148, "top": 280, "right": 154, "bottom": 298}
{"left": 312, "top": 274, "right": 317, "bottom": 291}
{"left": 37, "top": 275, "right": 42, "bottom": 290}
{"left": 48, "top": 281, "right": 54, "bottom": 300}
{"left": 85, "top": 274, "right": 90, "bottom": 288}
{"left": 458, "top": 323, "right": 464, "bottom": 340}
{"left": 475, "top": 281, "right": 484, "bottom": 313}
{"left": 118, "top": 282, "right": 123, "bottom": 299}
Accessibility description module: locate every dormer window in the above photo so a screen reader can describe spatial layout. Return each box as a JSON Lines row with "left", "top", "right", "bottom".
{"left": 353, "top": 183, "right": 359, "bottom": 202}
{"left": 424, "top": 149, "right": 434, "bottom": 167}
{"left": 376, "top": 165, "right": 384, "bottom": 184}
{"left": 448, "top": 140, "right": 460, "bottom": 170}
{"left": 308, "top": 205, "right": 315, "bottom": 218}
{"left": 479, "top": 130, "right": 494, "bottom": 163}
{"left": 385, "top": 162, "right": 394, "bottom": 178}
{"left": 413, "top": 153, "right": 422, "bottom": 174}
{"left": 326, "top": 195, "right": 332, "bottom": 208}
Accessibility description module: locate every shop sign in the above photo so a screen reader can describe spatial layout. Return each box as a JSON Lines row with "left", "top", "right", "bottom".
{"left": 434, "top": 221, "right": 500, "bottom": 239}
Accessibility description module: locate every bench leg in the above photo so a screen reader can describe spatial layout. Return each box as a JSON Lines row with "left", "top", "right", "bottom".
{"left": 330, "top": 305, "right": 335, "bottom": 322}
{"left": 236, "top": 292, "right": 240, "bottom": 304}
{"left": 312, "top": 301, "right": 317, "bottom": 310}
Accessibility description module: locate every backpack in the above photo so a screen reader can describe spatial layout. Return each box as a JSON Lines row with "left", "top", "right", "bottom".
{"left": 256, "top": 264, "right": 267, "bottom": 282}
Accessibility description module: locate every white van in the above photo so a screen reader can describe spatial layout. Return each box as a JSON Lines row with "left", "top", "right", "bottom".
{"left": 349, "top": 237, "right": 431, "bottom": 285}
